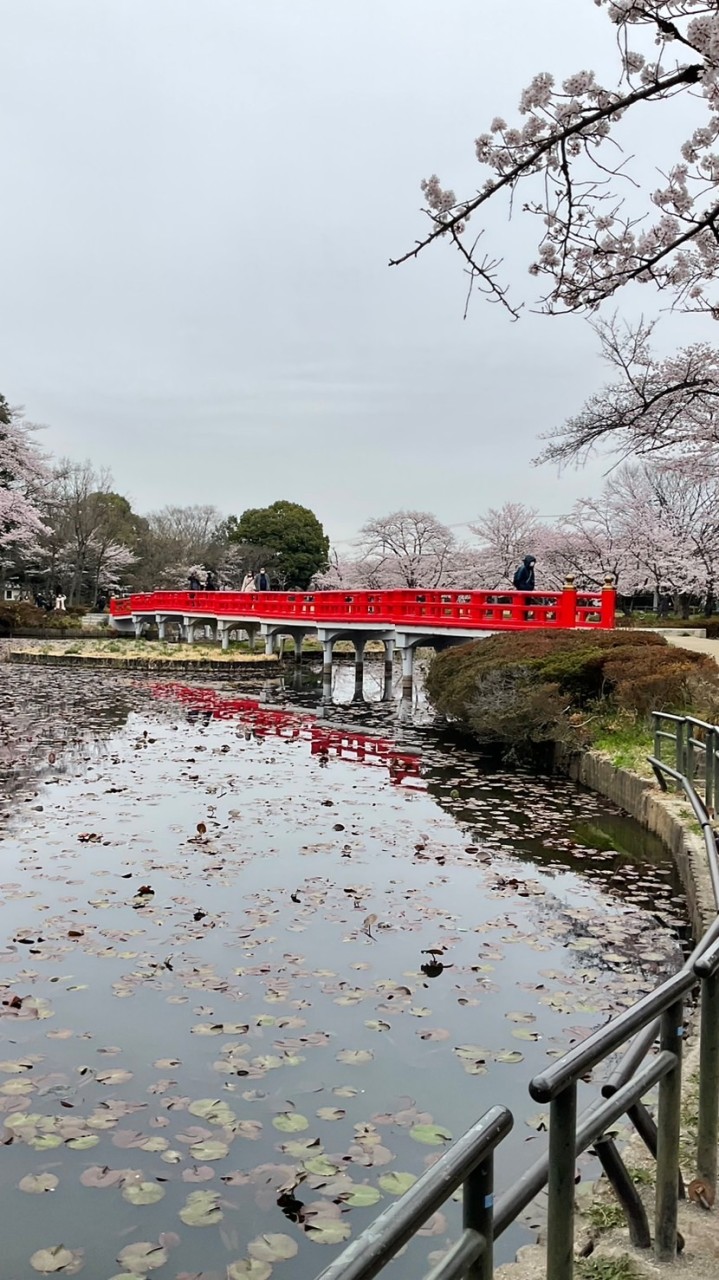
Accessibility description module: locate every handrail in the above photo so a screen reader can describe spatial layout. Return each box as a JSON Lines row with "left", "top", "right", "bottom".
{"left": 108, "top": 585, "right": 617, "bottom": 632}
{"left": 309, "top": 712, "right": 719, "bottom": 1280}
{"left": 313, "top": 1106, "right": 512, "bottom": 1280}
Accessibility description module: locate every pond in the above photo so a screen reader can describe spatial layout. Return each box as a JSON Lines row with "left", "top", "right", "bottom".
{"left": 0, "top": 660, "right": 687, "bottom": 1280}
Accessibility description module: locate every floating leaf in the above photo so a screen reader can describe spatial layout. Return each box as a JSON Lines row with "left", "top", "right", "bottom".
{"left": 410, "top": 1124, "right": 452, "bottom": 1146}
{"left": 336, "top": 1050, "right": 373, "bottom": 1066}
{"left": 316, "top": 1107, "right": 345, "bottom": 1122}
{"left": 96, "top": 1070, "right": 133, "bottom": 1085}
{"left": 19, "top": 1173, "right": 59, "bottom": 1194}
{"left": 30, "top": 1246, "right": 84, "bottom": 1274}
{"left": 248, "top": 1234, "right": 298, "bottom": 1262}
{"left": 179, "top": 1190, "right": 223, "bottom": 1227}
{"left": 495, "top": 1050, "right": 524, "bottom": 1064}
{"left": 188, "top": 1098, "right": 236, "bottom": 1126}
{"left": 339, "top": 1184, "right": 381, "bottom": 1207}
{"left": 116, "top": 1242, "right": 168, "bottom": 1272}
{"left": 379, "top": 1171, "right": 417, "bottom": 1195}
{"left": 227, "top": 1263, "right": 272, "bottom": 1280}
{"left": 304, "top": 1155, "right": 341, "bottom": 1177}
{"left": 188, "top": 1139, "right": 229, "bottom": 1161}
{"left": 122, "top": 1180, "right": 166, "bottom": 1206}
{"left": 272, "top": 1112, "right": 309, "bottom": 1133}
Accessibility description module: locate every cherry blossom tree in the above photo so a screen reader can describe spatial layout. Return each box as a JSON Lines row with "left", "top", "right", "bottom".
{"left": 37, "top": 462, "right": 138, "bottom": 604}
{"left": 539, "top": 316, "right": 719, "bottom": 467}
{"left": 0, "top": 396, "right": 49, "bottom": 576}
{"left": 470, "top": 502, "right": 542, "bottom": 587}
{"left": 394, "top": 3, "right": 719, "bottom": 319}
{"left": 355, "top": 510, "right": 457, "bottom": 588}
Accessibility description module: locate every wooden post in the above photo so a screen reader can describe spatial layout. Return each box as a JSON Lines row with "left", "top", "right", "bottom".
{"left": 558, "top": 576, "right": 577, "bottom": 629}
{"left": 601, "top": 575, "right": 616, "bottom": 629}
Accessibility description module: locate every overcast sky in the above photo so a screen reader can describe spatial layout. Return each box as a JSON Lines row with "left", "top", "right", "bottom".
{"left": 1, "top": 1, "right": 710, "bottom": 547}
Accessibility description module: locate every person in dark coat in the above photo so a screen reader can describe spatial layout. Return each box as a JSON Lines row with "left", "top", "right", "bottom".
{"left": 188, "top": 572, "right": 202, "bottom": 591}
{"left": 255, "top": 567, "right": 271, "bottom": 591}
{"left": 513, "top": 555, "right": 536, "bottom": 591}
{"left": 205, "top": 571, "right": 218, "bottom": 591}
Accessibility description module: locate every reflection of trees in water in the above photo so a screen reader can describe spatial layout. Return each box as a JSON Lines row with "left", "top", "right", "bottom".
{"left": 0, "top": 667, "right": 136, "bottom": 803}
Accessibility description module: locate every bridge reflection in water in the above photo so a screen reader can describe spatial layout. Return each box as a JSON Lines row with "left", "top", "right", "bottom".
{"left": 148, "top": 680, "right": 426, "bottom": 790}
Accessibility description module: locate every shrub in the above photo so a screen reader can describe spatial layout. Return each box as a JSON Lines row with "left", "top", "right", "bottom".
{"left": 0, "top": 602, "right": 81, "bottom": 634}
{"left": 426, "top": 628, "right": 719, "bottom": 754}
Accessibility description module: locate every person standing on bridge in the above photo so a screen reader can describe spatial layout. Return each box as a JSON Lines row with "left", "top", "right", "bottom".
{"left": 241, "top": 571, "right": 255, "bottom": 592}
{"left": 188, "top": 571, "right": 202, "bottom": 591}
{"left": 513, "top": 555, "right": 536, "bottom": 591}
{"left": 255, "top": 567, "right": 271, "bottom": 591}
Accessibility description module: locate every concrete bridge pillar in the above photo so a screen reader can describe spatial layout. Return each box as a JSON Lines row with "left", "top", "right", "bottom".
{"left": 384, "top": 637, "right": 395, "bottom": 688}
{"left": 132, "top": 616, "right": 146, "bottom": 640}
{"left": 182, "top": 616, "right": 195, "bottom": 644}
{"left": 265, "top": 633, "right": 276, "bottom": 657}
{"left": 400, "top": 645, "right": 415, "bottom": 697}
{"left": 157, "top": 615, "right": 168, "bottom": 641}
{"left": 217, "top": 621, "right": 232, "bottom": 651}
{"left": 292, "top": 630, "right": 308, "bottom": 663}
{"left": 353, "top": 637, "right": 366, "bottom": 680}
{"left": 322, "top": 670, "right": 333, "bottom": 704}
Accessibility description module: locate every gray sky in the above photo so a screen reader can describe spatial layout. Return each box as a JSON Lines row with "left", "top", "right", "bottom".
{"left": 1, "top": 1, "right": 708, "bottom": 547}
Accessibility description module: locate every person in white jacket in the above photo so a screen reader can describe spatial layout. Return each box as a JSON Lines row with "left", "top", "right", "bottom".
{"left": 241, "top": 572, "right": 255, "bottom": 592}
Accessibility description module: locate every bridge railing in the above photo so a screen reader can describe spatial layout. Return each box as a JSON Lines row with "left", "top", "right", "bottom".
{"left": 110, "top": 579, "right": 616, "bottom": 630}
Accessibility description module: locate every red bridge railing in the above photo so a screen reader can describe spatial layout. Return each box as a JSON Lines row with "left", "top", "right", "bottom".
{"left": 110, "top": 584, "right": 615, "bottom": 630}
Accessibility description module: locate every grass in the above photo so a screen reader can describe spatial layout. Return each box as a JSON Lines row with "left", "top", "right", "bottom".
{"left": 587, "top": 1200, "right": 627, "bottom": 1232}
{"left": 577, "top": 1258, "right": 640, "bottom": 1280}
{"left": 590, "top": 715, "right": 654, "bottom": 775}
{"left": 9, "top": 638, "right": 278, "bottom": 664}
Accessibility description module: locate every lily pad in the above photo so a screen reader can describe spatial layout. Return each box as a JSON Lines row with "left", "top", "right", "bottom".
{"left": 248, "top": 1233, "right": 298, "bottom": 1262}
{"left": 30, "top": 1246, "right": 84, "bottom": 1274}
{"left": 379, "top": 1171, "right": 417, "bottom": 1195}
{"left": 188, "top": 1139, "right": 230, "bottom": 1161}
{"left": 339, "top": 1184, "right": 381, "bottom": 1207}
{"left": 336, "top": 1049, "right": 373, "bottom": 1065}
{"left": 410, "top": 1124, "right": 453, "bottom": 1146}
{"left": 19, "top": 1173, "right": 59, "bottom": 1194}
{"left": 188, "top": 1098, "right": 237, "bottom": 1126}
{"left": 122, "top": 1181, "right": 166, "bottom": 1206}
{"left": 116, "top": 1242, "right": 168, "bottom": 1272}
{"left": 272, "top": 1112, "right": 309, "bottom": 1133}
{"left": 179, "top": 1190, "right": 224, "bottom": 1227}
{"left": 227, "top": 1263, "right": 272, "bottom": 1280}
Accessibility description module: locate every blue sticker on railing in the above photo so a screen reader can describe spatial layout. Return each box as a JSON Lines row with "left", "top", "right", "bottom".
{"left": 484, "top": 1194, "right": 494, "bottom": 1208}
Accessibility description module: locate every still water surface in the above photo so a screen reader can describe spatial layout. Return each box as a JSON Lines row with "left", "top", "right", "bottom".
{"left": 0, "top": 662, "right": 685, "bottom": 1279}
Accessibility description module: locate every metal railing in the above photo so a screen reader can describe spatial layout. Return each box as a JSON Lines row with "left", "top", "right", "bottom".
{"left": 314, "top": 713, "right": 719, "bottom": 1280}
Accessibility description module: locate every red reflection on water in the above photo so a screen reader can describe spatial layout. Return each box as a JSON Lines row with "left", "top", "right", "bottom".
{"left": 148, "top": 682, "right": 425, "bottom": 789}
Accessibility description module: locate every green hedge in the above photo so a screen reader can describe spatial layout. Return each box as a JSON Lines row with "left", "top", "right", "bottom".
{"left": 426, "top": 629, "right": 719, "bottom": 756}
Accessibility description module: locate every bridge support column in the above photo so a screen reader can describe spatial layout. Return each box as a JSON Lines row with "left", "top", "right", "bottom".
{"left": 384, "top": 637, "right": 395, "bottom": 685}
{"left": 353, "top": 638, "right": 366, "bottom": 680}
{"left": 157, "top": 615, "right": 167, "bottom": 641}
{"left": 322, "top": 670, "right": 333, "bottom": 704}
{"left": 182, "top": 616, "right": 195, "bottom": 644}
{"left": 132, "top": 616, "right": 146, "bottom": 640}
{"left": 265, "top": 633, "right": 276, "bottom": 657}
{"left": 293, "top": 630, "right": 308, "bottom": 663}
{"left": 217, "top": 621, "right": 232, "bottom": 651}
{"left": 400, "top": 645, "right": 414, "bottom": 697}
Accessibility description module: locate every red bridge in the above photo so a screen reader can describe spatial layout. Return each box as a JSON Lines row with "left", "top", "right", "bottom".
{"left": 110, "top": 581, "right": 615, "bottom": 692}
